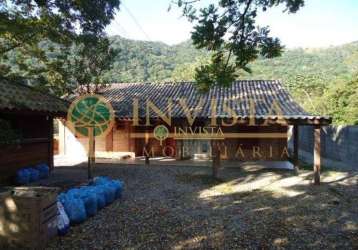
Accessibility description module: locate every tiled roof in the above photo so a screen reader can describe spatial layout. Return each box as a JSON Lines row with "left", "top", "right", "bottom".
{"left": 98, "top": 81, "right": 331, "bottom": 124}
{"left": 0, "top": 79, "right": 68, "bottom": 115}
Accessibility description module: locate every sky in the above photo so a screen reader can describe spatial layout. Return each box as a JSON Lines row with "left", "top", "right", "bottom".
{"left": 105, "top": 0, "right": 358, "bottom": 48}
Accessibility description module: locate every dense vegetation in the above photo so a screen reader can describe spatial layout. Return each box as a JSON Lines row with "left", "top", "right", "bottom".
{"left": 172, "top": 0, "right": 305, "bottom": 90}
{"left": 0, "top": 0, "right": 121, "bottom": 95}
{"left": 2, "top": 34, "right": 358, "bottom": 125}
{"left": 104, "top": 36, "right": 358, "bottom": 124}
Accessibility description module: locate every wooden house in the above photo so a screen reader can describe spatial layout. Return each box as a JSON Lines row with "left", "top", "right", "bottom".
{"left": 0, "top": 79, "right": 68, "bottom": 183}
{"left": 59, "top": 80, "right": 331, "bottom": 183}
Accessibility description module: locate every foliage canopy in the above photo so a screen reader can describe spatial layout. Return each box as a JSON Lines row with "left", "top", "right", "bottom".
{"left": 174, "top": 0, "right": 304, "bottom": 91}
{"left": 0, "top": 0, "right": 121, "bottom": 94}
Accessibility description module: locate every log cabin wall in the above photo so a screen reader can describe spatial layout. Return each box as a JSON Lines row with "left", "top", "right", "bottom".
{"left": 0, "top": 113, "right": 53, "bottom": 183}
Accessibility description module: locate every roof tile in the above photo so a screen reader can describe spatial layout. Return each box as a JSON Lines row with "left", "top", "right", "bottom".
{"left": 0, "top": 80, "right": 68, "bottom": 114}
{"left": 98, "top": 81, "right": 331, "bottom": 124}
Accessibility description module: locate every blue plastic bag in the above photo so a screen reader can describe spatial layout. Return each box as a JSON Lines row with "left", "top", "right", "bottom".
{"left": 58, "top": 193, "right": 67, "bottom": 205}
{"left": 36, "top": 163, "right": 50, "bottom": 179}
{"left": 93, "top": 186, "right": 106, "bottom": 209}
{"left": 93, "top": 176, "right": 110, "bottom": 186}
{"left": 15, "top": 168, "right": 30, "bottom": 185}
{"left": 104, "top": 183, "right": 116, "bottom": 204}
{"left": 28, "top": 168, "right": 40, "bottom": 182}
{"left": 79, "top": 187, "right": 98, "bottom": 217}
{"left": 111, "top": 180, "right": 124, "bottom": 199}
{"left": 66, "top": 188, "right": 82, "bottom": 199}
{"left": 95, "top": 185, "right": 113, "bottom": 206}
{"left": 57, "top": 201, "right": 70, "bottom": 236}
{"left": 93, "top": 176, "right": 115, "bottom": 205}
{"left": 63, "top": 197, "right": 87, "bottom": 224}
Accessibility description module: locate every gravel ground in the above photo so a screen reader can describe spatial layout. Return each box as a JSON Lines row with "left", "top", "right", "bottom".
{"left": 46, "top": 163, "right": 358, "bottom": 250}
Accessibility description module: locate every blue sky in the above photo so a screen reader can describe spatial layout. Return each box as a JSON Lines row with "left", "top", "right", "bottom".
{"left": 105, "top": 0, "right": 358, "bottom": 48}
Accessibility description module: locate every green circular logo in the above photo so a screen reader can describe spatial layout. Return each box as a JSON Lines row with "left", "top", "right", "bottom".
{"left": 67, "top": 94, "right": 114, "bottom": 137}
{"left": 153, "top": 125, "right": 169, "bottom": 145}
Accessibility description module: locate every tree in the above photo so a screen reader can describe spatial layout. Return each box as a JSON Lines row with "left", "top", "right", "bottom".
{"left": 318, "top": 76, "right": 358, "bottom": 125}
{"left": 170, "top": 56, "right": 209, "bottom": 81}
{"left": 0, "top": 0, "right": 121, "bottom": 94}
{"left": 0, "top": 0, "right": 120, "bottom": 54}
{"left": 173, "top": 0, "right": 304, "bottom": 91}
{"left": 64, "top": 36, "right": 119, "bottom": 95}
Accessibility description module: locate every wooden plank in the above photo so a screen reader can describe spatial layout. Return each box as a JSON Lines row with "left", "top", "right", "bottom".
{"left": 88, "top": 127, "right": 95, "bottom": 179}
{"left": 145, "top": 126, "right": 150, "bottom": 164}
{"left": 105, "top": 128, "right": 113, "bottom": 151}
{"left": 113, "top": 121, "right": 131, "bottom": 152}
{"left": 48, "top": 117, "right": 54, "bottom": 170}
{"left": 128, "top": 121, "right": 132, "bottom": 152}
{"left": 293, "top": 125, "right": 299, "bottom": 171}
{"left": 314, "top": 126, "right": 321, "bottom": 185}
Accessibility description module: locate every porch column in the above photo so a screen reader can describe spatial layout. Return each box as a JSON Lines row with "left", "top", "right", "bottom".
{"left": 293, "top": 124, "right": 299, "bottom": 171}
{"left": 181, "top": 140, "right": 184, "bottom": 159}
{"left": 145, "top": 129, "right": 150, "bottom": 165}
{"left": 58, "top": 119, "right": 66, "bottom": 155}
{"left": 314, "top": 125, "right": 321, "bottom": 185}
{"left": 48, "top": 116, "right": 54, "bottom": 170}
{"left": 105, "top": 127, "right": 114, "bottom": 152}
{"left": 212, "top": 141, "right": 220, "bottom": 178}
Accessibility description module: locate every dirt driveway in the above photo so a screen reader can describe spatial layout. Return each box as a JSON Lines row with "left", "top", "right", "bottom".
{"left": 46, "top": 163, "right": 358, "bottom": 250}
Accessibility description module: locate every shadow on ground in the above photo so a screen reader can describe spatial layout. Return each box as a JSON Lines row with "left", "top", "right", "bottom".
{"left": 45, "top": 163, "right": 357, "bottom": 250}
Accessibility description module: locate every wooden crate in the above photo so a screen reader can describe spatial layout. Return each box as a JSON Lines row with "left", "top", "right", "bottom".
{"left": 0, "top": 186, "right": 59, "bottom": 249}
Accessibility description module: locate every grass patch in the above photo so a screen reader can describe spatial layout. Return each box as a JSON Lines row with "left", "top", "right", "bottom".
{"left": 176, "top": 173, "right": 224, "bottom": 186}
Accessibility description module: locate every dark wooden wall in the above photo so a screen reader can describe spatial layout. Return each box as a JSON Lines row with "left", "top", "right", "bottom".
{"left": 133, "top": 122, "right": 175, "bottom": 157}
{"left": 131, "top": 120, "right": 288, "bottom": 160}
{"left": 219, "top": 125, "right": 288, "bottom": 160}
{"left": 0, "top": 113, "right": 53, "bottom": 183}
{"left": 88, "top": 118, "right": 288, "bottom": 161}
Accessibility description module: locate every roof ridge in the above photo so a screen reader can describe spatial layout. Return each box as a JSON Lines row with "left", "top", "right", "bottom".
{"left": 108, "top": 80, "right": 281, "bottom": 86}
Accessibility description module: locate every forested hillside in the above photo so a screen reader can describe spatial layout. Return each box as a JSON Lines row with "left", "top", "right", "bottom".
{"left": 2, "top": 35, "right": 358, "bottom": 124}
{"left": 106, "top": 36, "right": 358, "bottom": 83}
{"left": 105, "top": 37, "right": 204, "bottom": 82}
{"left": 104, "top": 36, "right": 358, "bottom": 124}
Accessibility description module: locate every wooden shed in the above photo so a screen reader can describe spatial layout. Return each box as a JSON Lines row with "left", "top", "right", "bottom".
{"left": 0, "top": 79, "right": 68, "bottom": 183}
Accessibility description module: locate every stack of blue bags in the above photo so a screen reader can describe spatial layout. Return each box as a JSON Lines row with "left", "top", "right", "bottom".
{"left": 15, "top": 163, "right": 50, "bottom": 184}
{"left": 57, "top": 176, "right": 124, "bottom": 226}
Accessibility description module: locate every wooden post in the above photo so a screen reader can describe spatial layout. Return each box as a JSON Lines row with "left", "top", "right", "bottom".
{"left": 58, "top": 119, "right": 66, "bottom": 155}
{"left": 145, "top": 130, "right": 150, "bottom": 165}
{"left": 88, "top": 127, "right": 95, "bottom": 179}
{"left": 180, "top": 140, "right": 184, "bottom": 160}
{"left": 145, "top": 143, "right": 150, "bottom": 165}
{"left": 212, "top": 141, "right": 220, "bottom": 178}
{"left": 314, "top": 126, "right": 321, "bottom": 185}
{"left": 175, "top": 140, "right": 182, "bottom": 160}
{"left": 48, "top": 116, "right": 54, "bottom": 170}
{"left": 105, "top": 127, "right": 113, "bottom": 152}
{"left": 293, "top": 124, "right": 299, "bottom": 172}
